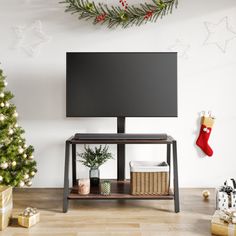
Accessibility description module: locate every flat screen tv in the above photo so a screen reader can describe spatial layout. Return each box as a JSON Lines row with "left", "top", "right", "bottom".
{"left": 66, "top": 52, "right": 177, "bottom": 117}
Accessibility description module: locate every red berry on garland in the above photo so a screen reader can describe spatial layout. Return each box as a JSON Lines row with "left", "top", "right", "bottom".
{"left": 119, "top": 0, "right": 128, "bottom": 10}
{"left": 96, "top": 13, "right": 106, "bottom": 22}
{"left": 144, "top": 11, "right": 153, "bottom": 19}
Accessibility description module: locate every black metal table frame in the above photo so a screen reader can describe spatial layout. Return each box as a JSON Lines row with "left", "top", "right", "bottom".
{"left": 63, "top": 135, "right": 179, "bottom": 213}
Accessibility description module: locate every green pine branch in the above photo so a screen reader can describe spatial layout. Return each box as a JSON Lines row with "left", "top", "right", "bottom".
{"left": 78, "top": 145, "right": 113, "bottom": 168}
{"left": 60, "top": 0, "right": 178, "bottom": 28}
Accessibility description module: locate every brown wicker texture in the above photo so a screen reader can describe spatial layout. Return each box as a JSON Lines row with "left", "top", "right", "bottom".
{"left": 131, "top": 172, "right": 169, "bottom": 195}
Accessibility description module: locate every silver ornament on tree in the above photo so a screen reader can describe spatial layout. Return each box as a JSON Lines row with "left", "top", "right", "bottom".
{"left": 25, "top": 180, "right": 32, "bottom": 187}
{"left": 13, "top": 111, "right": 18, "bottom": 117}
{"left": 24, "top": 174, "right": 29, "bottom": 180}
{"left": 0, "top": 162, "right": 8, "bottom": 169}
{"left": 3, "top": 80, "right": 8, "bottom": 86}
{"left": 18, "top": 147, "right": 24, "bottom": 154}
{"left": 8, "top": 129, "right": 14, "bottom": 135}
{"left": 19, "top": 181, "right": 25, "bottom": 187}
{"left": 5, "top": 102, "right": 10, "bottom": 108}
{"left": 0, "top": 114, "right": 5, "bottom": 121}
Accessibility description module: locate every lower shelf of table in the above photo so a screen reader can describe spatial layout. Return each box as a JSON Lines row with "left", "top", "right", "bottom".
{"left": 68, "top": 180, "right": 174, "bottom": 200}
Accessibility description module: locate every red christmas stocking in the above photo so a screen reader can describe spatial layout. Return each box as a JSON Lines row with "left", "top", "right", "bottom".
{"left": 196, "top": 116, "right": 214, "bottom": 156}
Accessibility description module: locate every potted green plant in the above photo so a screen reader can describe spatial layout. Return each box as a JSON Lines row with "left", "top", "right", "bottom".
{"left": 78, "top": 145, "right": 113, "bottom": 187}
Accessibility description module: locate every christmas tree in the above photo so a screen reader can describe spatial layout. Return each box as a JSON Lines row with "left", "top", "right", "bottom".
{"left": 0, "top": 68, "right": 37, "bottom": 187}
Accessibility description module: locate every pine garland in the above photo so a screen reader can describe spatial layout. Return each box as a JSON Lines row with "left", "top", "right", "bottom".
{"left": 60, "top": 0, "right": 178, "bottom": 28}
{"left": 0, "top": 68, "right": 37, "bottom": 187}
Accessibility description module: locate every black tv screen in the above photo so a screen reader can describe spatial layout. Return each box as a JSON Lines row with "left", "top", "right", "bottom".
{"left": 66, "top": 52, "right": 177, "bottom": 117}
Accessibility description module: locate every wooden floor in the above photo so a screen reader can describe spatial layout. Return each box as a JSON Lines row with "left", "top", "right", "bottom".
{"left": 1, "top": 188, "right": 215, "bottom": 236}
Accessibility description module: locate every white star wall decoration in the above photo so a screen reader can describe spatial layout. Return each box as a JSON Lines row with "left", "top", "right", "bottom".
{"left": 168, "top": 39, "right": 190, "bottom": 59}
{"left": 13, "top": 20, "right": 51, "bottom": 57}
{"left": 203, "top": 17, "right": 236, "bottom": 53}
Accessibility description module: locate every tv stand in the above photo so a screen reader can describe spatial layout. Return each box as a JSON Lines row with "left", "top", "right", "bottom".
{"left": 73, "top": 117, "right": 167, "bottom": 181}
{"left": 63, "top": 131, "right": 179, "bottom": 213}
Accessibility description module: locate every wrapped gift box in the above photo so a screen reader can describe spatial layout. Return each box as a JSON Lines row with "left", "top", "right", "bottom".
{"left": 217, "top": 191, "right": 229, "bottom": 210}
{"left": 231, "top": 192, "right": 236, "bottom": 209}
{"left": 0, "top": 186, "right": 13, "bottom": 231}
{"left": 211, "top": 210, "right": 236, "bottom": 236}
{"left": 18, "top": 210, "right": 40, "bottom": 228}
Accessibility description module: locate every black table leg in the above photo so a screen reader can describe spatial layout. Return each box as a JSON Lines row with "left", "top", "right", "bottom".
{"left": 72, "top": 144, "right": 77, "bottom": 186}
{"left": 63, "top": 141, "right": 70, "bottom": 213}
{"left": 167, "top": 144, "right": 171, "bottom": 166}
{"left": 117, "top": 144, "right": 125, "bottom": 181}
{"left": 167, "top": 144, "right": 171, "bottom": 188}
{"left": 172, "top": 140, "right": 180, "bottom": 213}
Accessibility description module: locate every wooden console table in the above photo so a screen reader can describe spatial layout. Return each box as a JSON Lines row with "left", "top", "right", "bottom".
{"left": 63, "top": 134, "right": 179, "bottom": 213}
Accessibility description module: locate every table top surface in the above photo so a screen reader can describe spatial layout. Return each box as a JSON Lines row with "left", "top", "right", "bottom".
{"left": 67, "top": 133, "right": 175, "bottom": 144}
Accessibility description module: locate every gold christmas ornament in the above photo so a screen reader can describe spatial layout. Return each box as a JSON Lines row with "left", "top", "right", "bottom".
{"left": 12, "top": 161, "right": 17, "bottom": 167}
{"left": 3, "top": 80, "right": 8, "bottom": 86}
{"left": 0, "top": 102, "right": 4, "bottom": 107}
{"left": 13, "top": 112, "right": 18, "bottom": 117}
{"left": 0, "top": 92, "right": 4, "bottom": 98}
{"left": 14, "top": 123, "right": 19, "bottom": 128}
{"left": 29, "top": 155, "right": 34, "bottom": 160}
{"left": 30, "top": 171, "right": 35, "bottom": 176}
{"left": 23, "top": 144, "right": 27, "bottom": 148}
{"left": 23, "top": 154, "right": 27, "bottom": 158}
{"left": 202, "top": 190, "right": 210, "bottom": 199}
{"left": 0, "top": 176, "right": 3, "bottom": 182}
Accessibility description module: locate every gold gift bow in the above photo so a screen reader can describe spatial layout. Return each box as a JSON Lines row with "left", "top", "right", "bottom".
{"left": 219, "top": 210, "right": 236, "bottom": 224}
{"left": 22, "top": 207, "right": 37, "bottom": 217}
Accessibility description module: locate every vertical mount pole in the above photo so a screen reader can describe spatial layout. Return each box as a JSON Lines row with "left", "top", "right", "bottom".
{"left": 117, "top": 117, "right": 125, "bottom": 181}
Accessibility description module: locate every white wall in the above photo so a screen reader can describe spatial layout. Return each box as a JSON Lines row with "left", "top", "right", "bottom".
{"left": 0, "top": 0, "right": 236, "bottom": 187}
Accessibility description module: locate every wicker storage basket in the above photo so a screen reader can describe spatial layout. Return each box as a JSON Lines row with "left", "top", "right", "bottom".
{"left": 130, "top": 161, "right": 169, "bottom": 195}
